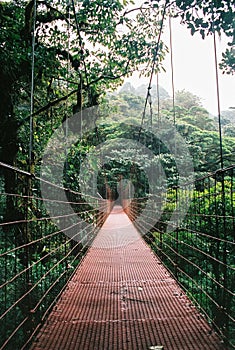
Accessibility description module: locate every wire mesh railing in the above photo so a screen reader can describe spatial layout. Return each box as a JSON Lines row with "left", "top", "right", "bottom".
{"left": 125, "top": 165, "right": 235, "bottom": 348}
{"left": 0, "top": 161, "right": 112, "bottom": 350}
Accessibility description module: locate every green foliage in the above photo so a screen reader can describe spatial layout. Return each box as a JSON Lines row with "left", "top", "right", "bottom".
{"left": 0, "top": 0, "right": 169, "bottom": 173}
{"left": 0, "top": 174, "right": 88, "bottom": 349}
{"left": 220, "top": 47, "right": 235, "bottom": 75}
{"left": 170, "top": 0, "right": 235, "bottom": 74}
{"left": 0, "top": 1, "right": 234, "bottom": 347}
{"left": 148, "top": 171, "right": 235, "bottom": 346}
{"left": 104, "top": 86, "right": 235, "bottom": 176}
{"left": 175, "top": 89, "right": 202, "bottom": 110}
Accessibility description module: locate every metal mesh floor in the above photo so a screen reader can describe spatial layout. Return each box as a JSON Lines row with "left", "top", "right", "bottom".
{"left": 30, "top": 206, "right": 225, "bottom": 350}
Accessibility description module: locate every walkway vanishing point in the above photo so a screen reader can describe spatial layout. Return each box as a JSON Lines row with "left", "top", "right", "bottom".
{"left": 31, "top": 206, "right": 225, "bottom": 350}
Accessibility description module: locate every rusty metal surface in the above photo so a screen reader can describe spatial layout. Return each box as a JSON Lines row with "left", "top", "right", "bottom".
{"left": 30, "top": 206, "right": 225, "bottom": 350}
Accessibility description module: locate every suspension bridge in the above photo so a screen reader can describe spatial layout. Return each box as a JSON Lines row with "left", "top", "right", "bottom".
{"left": 0, "top": 161, "right": 234, "bottom": 349}
{"left": 0, "top": 0, "right": 234, "bottom": 349}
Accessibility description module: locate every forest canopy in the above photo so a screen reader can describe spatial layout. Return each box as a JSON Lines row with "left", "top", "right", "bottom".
{"left": 0, "top": 0, "right": 234, "bottom": 173}
{"left": 0, "top": 2, "right": 234, "bottom": 348}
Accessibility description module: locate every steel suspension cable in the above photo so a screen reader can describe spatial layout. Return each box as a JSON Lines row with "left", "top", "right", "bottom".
{"left": 138, "top": 0, "right": 169, "bottom": 142}
{"left": 29, "top": 0, "right": 37, "bottom": 168}
{"left": 169, "top": 15, "right": 176, "bottom": 126}
{"left": 213, "top": 32, "right": 224, "bottom": 169}
{"left": 0, "top": 224, "right": 94, "bottom": 320}
{"left": 156, "top": 72, "right": 161, "bottom": 124}
{"left": 64, "top": 0, "right": 71, "bottom": 180}
{"left": 20, "top": 233, "right": 95, "bottom": 350}
{"left": 71, "top": 0, "right": 89, "bottom": 89}
{"left": 0, "top": 221, "right": 94, "bottom": 290}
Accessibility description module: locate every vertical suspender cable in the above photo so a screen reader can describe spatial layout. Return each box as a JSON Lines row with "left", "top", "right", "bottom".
{"left": 156, "top": 73, "right": 160, "bottom": 123}
{"left": 213, "top": 26, "right": 227, "bottom": 326}
{"left": 138, "top": 0, "right": 169, "bottom": 142}
{"left": 26, "top": 0, "right": 37, "bottom": 328}
{"left": 134, "top": 0, "right": 168, "bottom": 200}
{"left": 71, "top": 0, "right": 85, "bottom": 136}
{"left": 80, "top": 75, "right": 83, "bottom": 137}
{"left": 29, "top": 0, "right": 37, "bottom": 169}
{"left": 156, "top": 73, "right": 162, "bottom": 181}
{"left": 169, "top": 14, "right": 178, "bottom": 195}
{"left": 71, "top": 0, "right": 89, "bottom": 89}
{"left": 64, "top": 0, "right": 71, "bottom": 261}
{"left": 169, "top": 14, "right": 179, "bottom": 275}
{"left": 213, "top": 32, "right": 224, "bottom": 169}
{"left": 65, "top": 0, "right": 71, "bottom": 178}
{"left": 169, "top": 15, "right": 176, "bottom": 126}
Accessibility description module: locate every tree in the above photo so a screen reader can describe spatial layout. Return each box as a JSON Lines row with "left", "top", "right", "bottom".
{"left": 224, "top": 125, "right": 235, "bottom": 138}
{"left": 0, "top": 0, "right": 168, "bottom": 192}
{"left": 1, "top": 0, "right": 233, "bottom": 173}
{"left": 175, "top": 90, "right": 202, "bottom": 110}
{"left": 170, "top": 0, "right": 235, "bottom": 74}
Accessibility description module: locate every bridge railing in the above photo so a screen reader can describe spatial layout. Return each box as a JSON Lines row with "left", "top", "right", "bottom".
{"left": 0, "top": 161, "right": 111, "bottom": 350}
{"left": 125, "top": 165, "right": 235, "bottom": 348}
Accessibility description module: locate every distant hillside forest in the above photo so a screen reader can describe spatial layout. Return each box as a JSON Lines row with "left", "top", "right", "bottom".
{"left": 102, "top": 82, "right": 235, "bottom": 176}
{"left": 0, "top": 0, "right": 234, "bottom": 197}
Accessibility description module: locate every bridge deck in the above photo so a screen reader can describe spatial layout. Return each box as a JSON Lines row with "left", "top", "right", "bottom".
{"left": 31, "top": 206, "right": 225, "bottom": 350}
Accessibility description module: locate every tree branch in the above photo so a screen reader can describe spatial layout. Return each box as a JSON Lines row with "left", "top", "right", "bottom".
{"left": 36, "top": 1, "right": 68, "bottom": 23}
{"left": 88, "top": 59, "right": 132, "bottom": 87}
{"left": 18, "top": 89, "right": 77, "bottom": 128}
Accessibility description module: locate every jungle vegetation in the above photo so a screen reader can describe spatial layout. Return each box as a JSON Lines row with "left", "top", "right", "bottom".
{"left": 0, "top": 0, "right": 234, "bottom": 348}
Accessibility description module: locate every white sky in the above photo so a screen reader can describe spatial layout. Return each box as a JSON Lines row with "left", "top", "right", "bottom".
{"left": 125, "top": 10, "right": 235, "bottom": 115}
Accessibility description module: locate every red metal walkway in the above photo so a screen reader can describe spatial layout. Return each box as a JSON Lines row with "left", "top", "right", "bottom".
{"left": 31, "top": 206, "right": 225, "bottom": 350}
